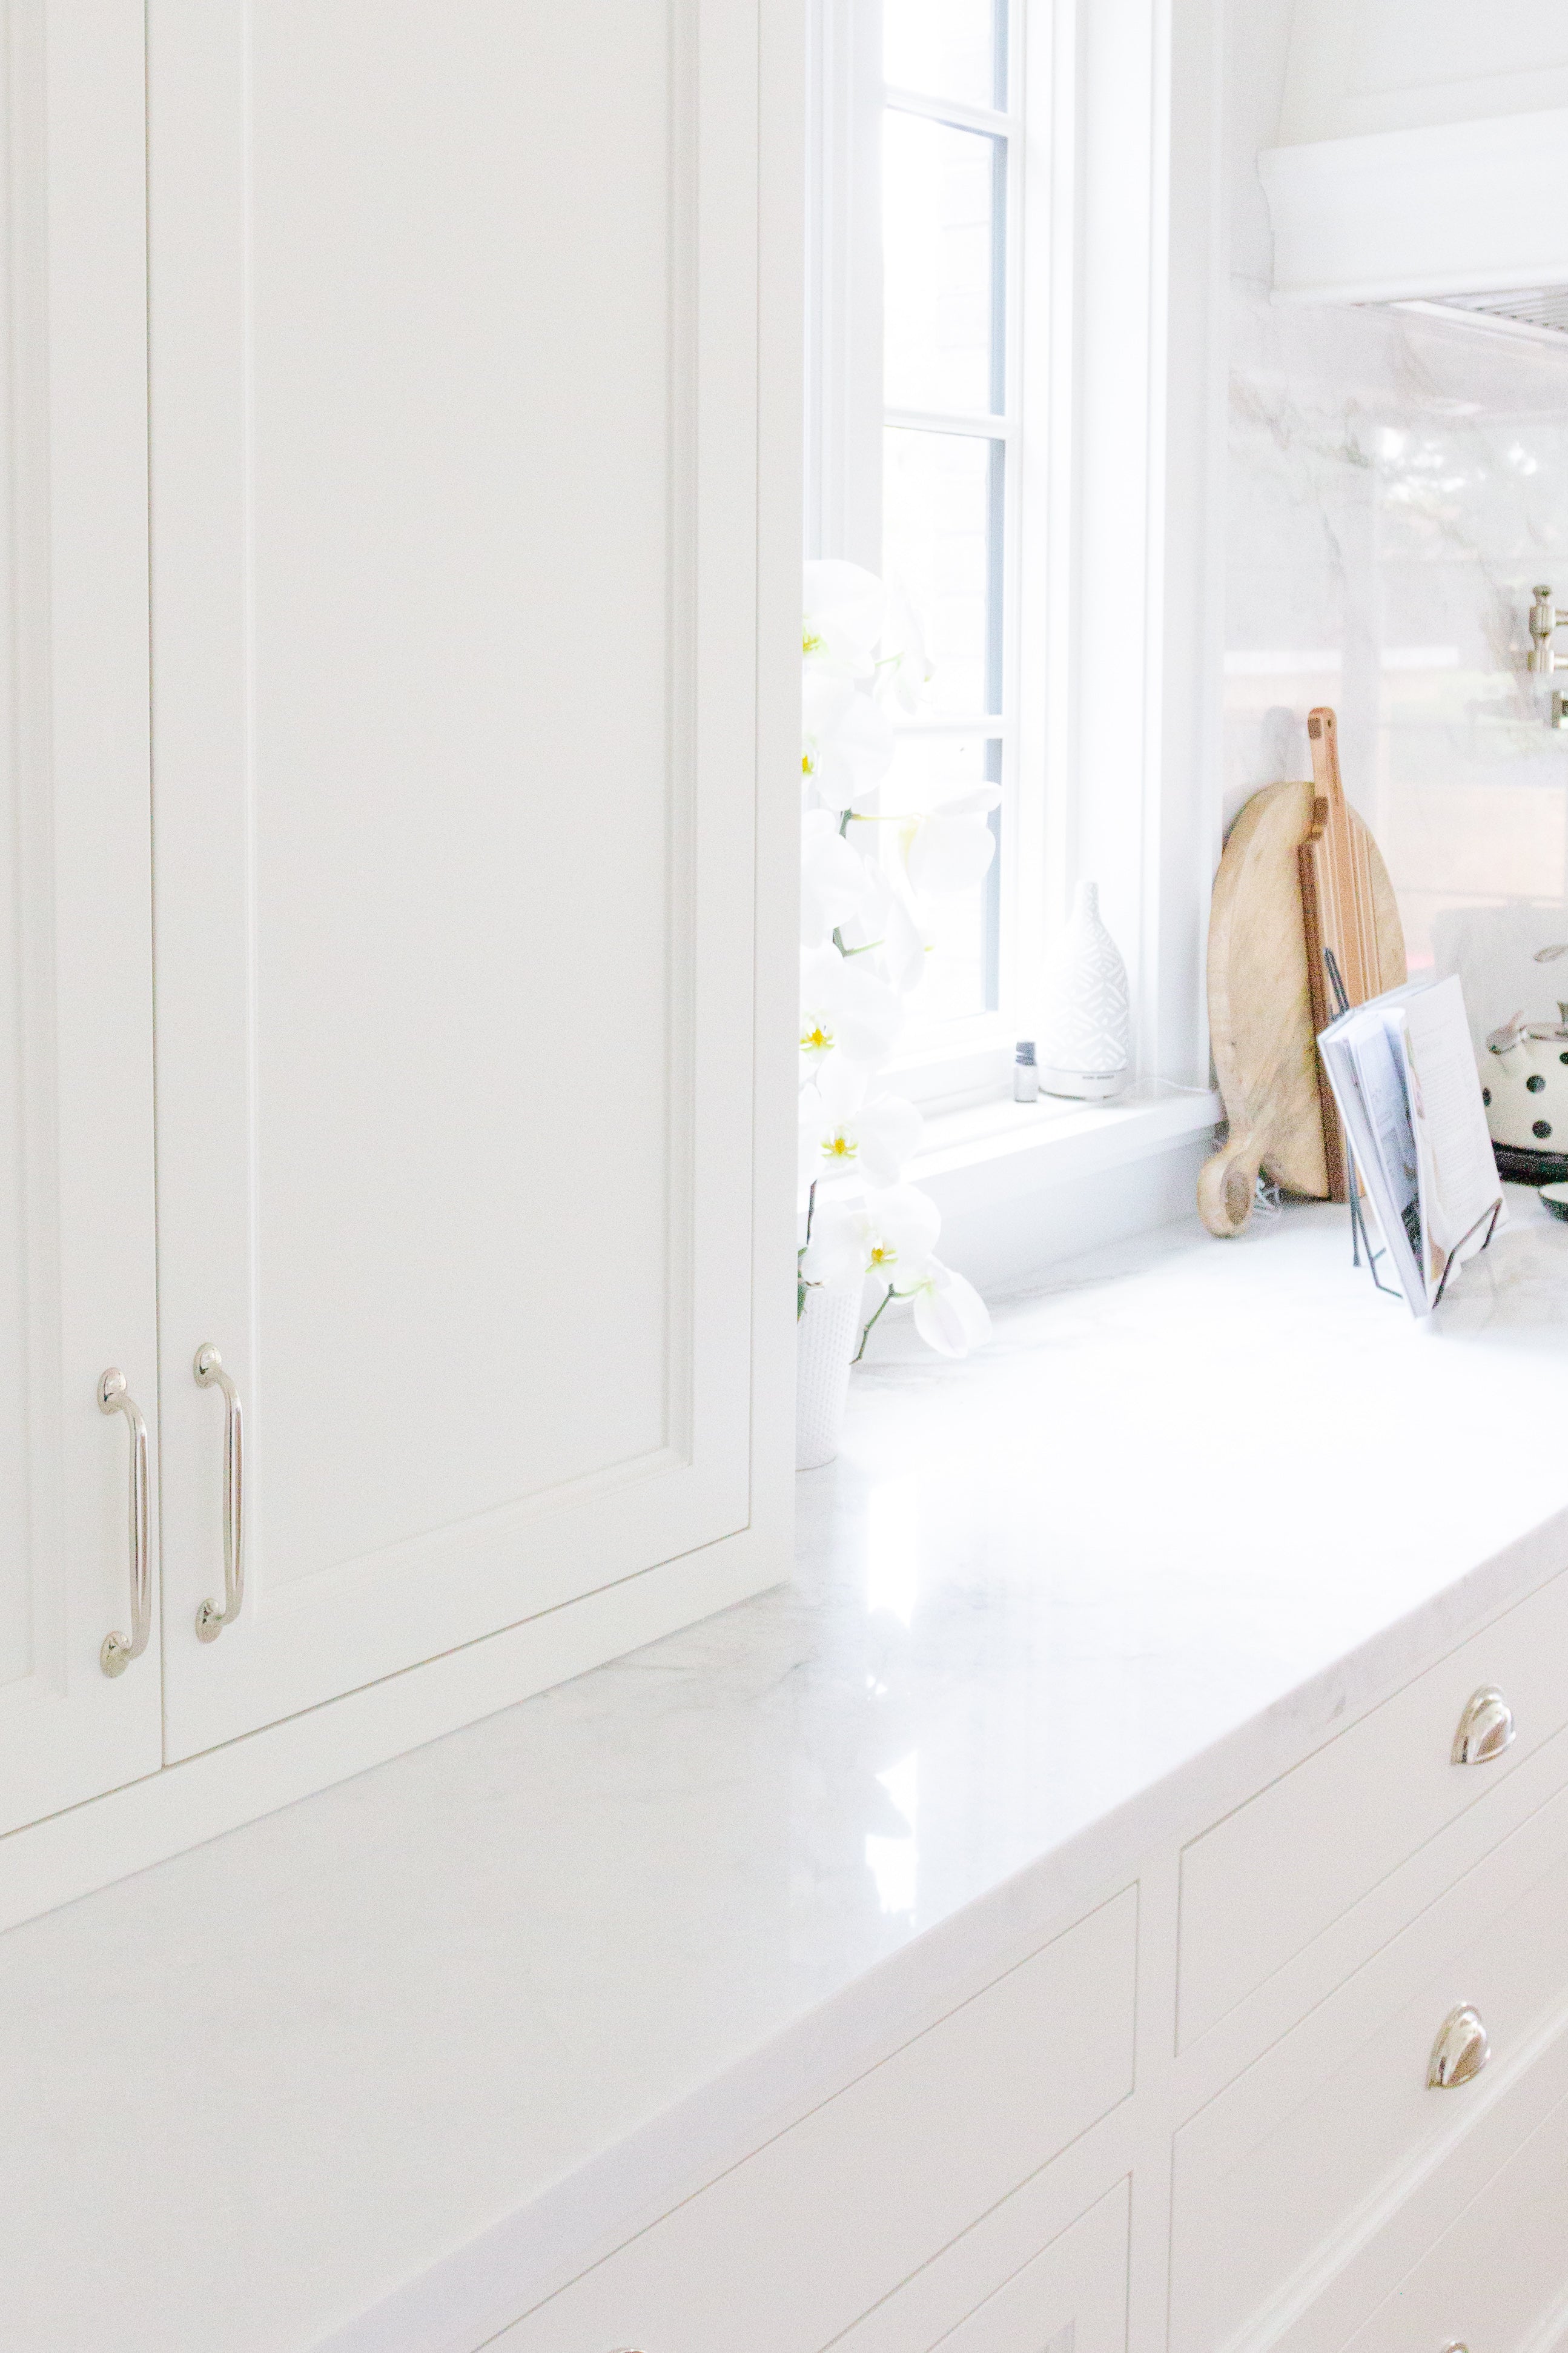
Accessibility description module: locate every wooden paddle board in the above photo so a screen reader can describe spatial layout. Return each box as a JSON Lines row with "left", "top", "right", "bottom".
{"left": 1199, "top": 743, "right": 1404, "bottom": 1238}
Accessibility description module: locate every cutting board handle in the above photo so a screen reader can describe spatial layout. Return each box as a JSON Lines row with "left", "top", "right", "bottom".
{"left": 1197, "top": 1128, "right": 1265, "bottom": 1237}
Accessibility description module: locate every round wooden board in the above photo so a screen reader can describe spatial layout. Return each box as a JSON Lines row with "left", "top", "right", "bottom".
{"left": 1206, "top": 780, "right": 1406, "bottom": 1206}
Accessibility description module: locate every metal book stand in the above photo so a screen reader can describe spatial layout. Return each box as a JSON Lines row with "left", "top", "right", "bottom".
{"left": 1324, "top": 950, "right": 1501, "bottom": 1307}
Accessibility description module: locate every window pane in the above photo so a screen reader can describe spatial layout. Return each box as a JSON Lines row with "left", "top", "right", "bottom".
{"left": 872, "top": 732, "right": 1000, "bottom": 1023}
{"left": 883, "top": 425, "right": 1002, "bottom": 717}
{"left": 884, "top": 0, "right": 1007, "bottom": 110}
{"left": 884, "top": 112, "right": 1002, "bottom": 416}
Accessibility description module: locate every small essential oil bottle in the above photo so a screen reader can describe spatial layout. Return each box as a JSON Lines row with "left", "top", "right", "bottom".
{"left": 1013, "top": 1039, "right": 1039, "bottom": 1103}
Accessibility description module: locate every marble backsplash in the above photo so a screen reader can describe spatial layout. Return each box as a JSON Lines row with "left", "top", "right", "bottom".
{"left": 1227, "top": 281, "right": 1568, "bottom": 1046}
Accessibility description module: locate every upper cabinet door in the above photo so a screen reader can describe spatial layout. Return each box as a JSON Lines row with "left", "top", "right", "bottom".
{"left": 0, "top": 1, "right": 162, "bottom": 1833}
{"left": 150, "top": 0, "right": 777, "bottom": 1757}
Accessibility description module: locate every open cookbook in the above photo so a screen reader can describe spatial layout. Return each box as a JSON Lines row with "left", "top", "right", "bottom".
{"left": 1317, "top": 974, "right": 1506, "bottom": 1317}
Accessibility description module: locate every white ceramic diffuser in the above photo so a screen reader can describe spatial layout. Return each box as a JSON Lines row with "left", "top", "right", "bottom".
{"left": 1037, "top": 879, "right": 1130, "bottom": 1100}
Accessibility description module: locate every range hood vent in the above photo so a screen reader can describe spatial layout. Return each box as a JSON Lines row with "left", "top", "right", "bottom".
{"left": 1260, "top": 5, "right": 1568, "bottom": 320}
{"left": 1400, "top": 288, "right": 1568, "bottom": 348}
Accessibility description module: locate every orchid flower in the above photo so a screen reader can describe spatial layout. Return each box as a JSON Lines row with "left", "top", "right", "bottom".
{"left": 799, "top": 942, "right": 903, "bottom": 1078}
{"left": 804, "top": 691, "right": 896, "bottom": 812}
{"left": 800, "top": 810, "right": 875, "bottom": 946}
{"left": 833, "top": 861, "right": 930, "bottom": 995}
{"left": 802, "top": 559, "right": 884, "bottom": 677}
{"left": 901, "top": 1259, "right": 992, "bottom": 1357}
{"left": 857, "top": 1184, "right": 941, "bottom": 1289}
{"left": 799, "top": 1060, "right": 922, "bottom": 1190}
{"left": 796, "top": 1197, "right": 867, "bottom": 1292}
{"left": 864, "top": 783, "right": 1002, "bottom": 896}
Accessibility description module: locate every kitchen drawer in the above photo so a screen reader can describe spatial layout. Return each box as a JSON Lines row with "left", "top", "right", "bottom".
{"left": 1170, "top": 1771, "right": 1568, "bottom": 2353}
{"left": 838, "top": 2179, "right": 1128, "bottom": 2353}
{"left": 1344, "top": 2084, "right": 1568, "bottom": 2352}
{"left": 1179, "top": 1568, "right": 1568, "bottom": 2048}
{"left": 495, "top": 1888, "right": 1137, "bottom": 2353}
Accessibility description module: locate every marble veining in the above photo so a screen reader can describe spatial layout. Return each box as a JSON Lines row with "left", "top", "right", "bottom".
{"left": 10, "top": 1200, "right": 1568, "bottom": 2351}
{"left": 1228, "top": 0, "right": 1568, "bottom": 1044}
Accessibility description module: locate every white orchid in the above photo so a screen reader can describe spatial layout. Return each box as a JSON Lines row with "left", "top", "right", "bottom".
{"left": 801, "top": 1182, "right": 938, "bottom": 1293}
{"left": 804, "top": 690, "right": 896, "bottom": 812}
{"left": 800, "top": 810, "right": 875, "bottom": 946}
{"left": 797, "top": 1186, "right": 988, "bottom": 1358}
{"left": 798, "top": 943, "right": 903, "bottom": 1077}
{"left": 796, "top": 1197, "right": 867, "bottom": 1292}
{"left": 833, "top": 860, "right": 930, "bottom": 995}
{"left": 857, "top": 1184, "right": 941, "bottom": 1289}
{"left": 872, "top": 783, "right": 1002, "bottom": 897}
{"left": 798, "top": 563, "right": 990, "bottom": 1370}
{"left": 802, "top": 559, "right": 884, "bottom": 677}
{"left": 799, "top": 1061, "right": 922, "bottom": 1191}
{"left": 901, "top": 1259, "right": 992, "bottom": 1357}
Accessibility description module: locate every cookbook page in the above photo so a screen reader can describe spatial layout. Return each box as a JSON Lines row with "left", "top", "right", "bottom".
{"left": 1401, "top": 974, "right": 1505, "bottom": 1266}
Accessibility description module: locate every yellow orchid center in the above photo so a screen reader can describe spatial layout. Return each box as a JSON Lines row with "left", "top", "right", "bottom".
{"left": 867, "top": 1242, "right": 896, "bottom": 1270}
{"left": 803, "top": 628, "right": 824, "bottom": 654}
{"left": 801, "top": 1022, "right": 832, "bottom": 1054}
{"left": 822, "top": 1132, "right": 856, "bottom": 1161}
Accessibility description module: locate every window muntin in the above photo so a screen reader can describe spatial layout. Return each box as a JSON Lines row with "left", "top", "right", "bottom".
{"left": 881, "top": 0, "right": 1013, "bottom": 1029}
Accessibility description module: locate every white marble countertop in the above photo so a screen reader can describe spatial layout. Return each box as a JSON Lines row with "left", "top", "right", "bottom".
{"left": 9, "top": 1191, "right": 1568, "bottom": 2353}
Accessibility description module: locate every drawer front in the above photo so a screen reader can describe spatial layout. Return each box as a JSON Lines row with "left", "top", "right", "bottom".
{"left": 495, "top": 1889, "right": 1137, "bottom": 2353}
{"left": 836, "top": 2168, "right": 1130, "bottom": 2353}
{"left": 924, "top": 2180, "right": 1126, "bottom": 2353}
{"left": 1345, "top": 2086, "right": 1568, "bottom": 2353}
{"left": 1171, "top": 1774, "right": 1568, "bottom": 2353}
{"left": 844, "top": 2177, "right": 1129, "bottom": 2353}
{"left": 1179, "top": 1569, "right": 1568, "bottom": 2048}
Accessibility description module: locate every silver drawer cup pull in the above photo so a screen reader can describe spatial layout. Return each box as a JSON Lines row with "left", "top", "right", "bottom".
{"left": 1451, "top": 1685, "right": 1514, "bottom": 1765}
{"left": 1428, "top": 2005, "right": 1489, "bottom": 2089}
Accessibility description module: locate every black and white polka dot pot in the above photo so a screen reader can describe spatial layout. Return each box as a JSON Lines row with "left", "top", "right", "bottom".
{"left": 1484, "top": 1009, "right": 1568, "bottom": 1181}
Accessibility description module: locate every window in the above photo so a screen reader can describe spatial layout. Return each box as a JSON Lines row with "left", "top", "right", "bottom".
{"left": 808, "top": 0, "right": 1221, "bottom": 1120}
{"left": 808, "top": 0, "right": 1027, "bottom": 1103}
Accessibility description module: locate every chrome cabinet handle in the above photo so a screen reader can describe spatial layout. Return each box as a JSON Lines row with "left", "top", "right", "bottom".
{"left": 193, "top": 1344, "right": 244, "bottom": 1639}
{"left": 1428, "top": 2004, "right": 1489, "bottom": 2089}
{"left": 1452, "top": 1685, "right": 1515, "bottom": 1765}
{"left": 98, "top": 1369, "right": 150, "bottom": 1677}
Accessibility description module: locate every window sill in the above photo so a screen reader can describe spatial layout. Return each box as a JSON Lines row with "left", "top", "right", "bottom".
{"left": 908, "top": 1080, "right": 1223, "bottom": 1188}
{"left": 812, "top": 1081, "right": 1223, "bottom": 1295}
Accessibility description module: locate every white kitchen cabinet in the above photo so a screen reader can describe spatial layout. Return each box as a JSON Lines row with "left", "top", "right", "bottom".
{"left": 145, "top": 0, "right": 777, "bottom": 1759}
{"left": 492, "top": 1894, "right": 1137, "bottom": 2352}
{"left": 1, "top": 0, "right": 794, "bottom": 1858}
{"left": 0, "top": 1, "right": 162, "bottom": 1835}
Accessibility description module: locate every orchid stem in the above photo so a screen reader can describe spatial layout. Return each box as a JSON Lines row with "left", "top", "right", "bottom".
{"left": 853, "top": 1283, "right": 896, "bottom": 1364}
{"left": 797, "top": 1183, "right": 818, "bottom": 1323}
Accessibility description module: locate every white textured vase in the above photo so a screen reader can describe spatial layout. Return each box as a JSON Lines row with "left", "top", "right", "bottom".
{"left": 1037, "top": 879, "right": 1130, "bottom": 1100}
{"left": 795, "top": 1284, "right": 862, "bottom": 1471}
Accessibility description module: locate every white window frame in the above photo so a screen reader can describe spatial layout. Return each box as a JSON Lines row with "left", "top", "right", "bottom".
{"left": 808, "top": 0, "right": 1031, "bottom": 1110}
{"left": 806, "top": 0, "right": 1227, "bottom": 1132}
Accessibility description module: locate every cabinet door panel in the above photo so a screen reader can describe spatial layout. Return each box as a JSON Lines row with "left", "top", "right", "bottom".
{"left": 148, "top": 0, "right": 765, "bottom": 1753}
{"left": 0, "top": 0, "right": 161, "bottom": 1831}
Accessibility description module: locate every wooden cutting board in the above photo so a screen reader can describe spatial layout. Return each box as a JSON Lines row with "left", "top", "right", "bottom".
{"left": 1199, "top": 715, "right": 1405, "bottom": 1238}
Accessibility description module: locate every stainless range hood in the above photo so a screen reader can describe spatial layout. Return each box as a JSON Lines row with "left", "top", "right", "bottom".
{"left": 1259, "top": 1, "right": 1568, "bottom": 324}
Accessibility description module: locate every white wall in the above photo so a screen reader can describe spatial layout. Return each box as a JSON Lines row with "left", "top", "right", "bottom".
{"left": 1226, "top": 0, "right": 1568, "bottom": 1045}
